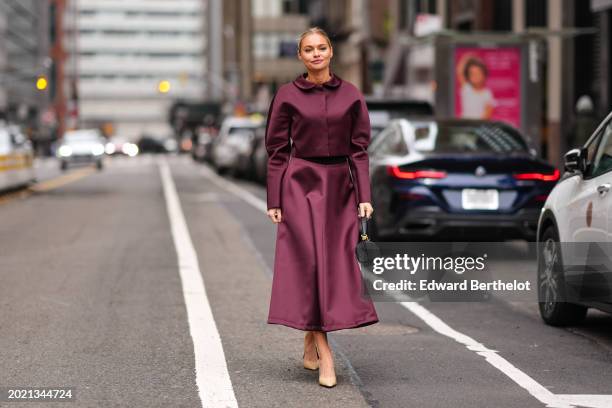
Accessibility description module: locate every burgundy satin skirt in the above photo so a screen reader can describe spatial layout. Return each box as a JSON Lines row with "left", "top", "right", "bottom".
{"left": 267, "top": 156, "right": 379, "bottom": 332}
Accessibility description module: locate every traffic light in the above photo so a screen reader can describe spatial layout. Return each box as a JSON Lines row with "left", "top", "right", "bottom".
{"left": 158, "top": 80, "right": 171, "bottom": 93}
{"left": 36, "top": 75, "right": 48, "bottom": 91}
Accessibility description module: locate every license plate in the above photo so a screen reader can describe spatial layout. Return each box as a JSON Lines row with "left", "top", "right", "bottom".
{"left": 462, "top": 189, "right": 499, "bottom": 210}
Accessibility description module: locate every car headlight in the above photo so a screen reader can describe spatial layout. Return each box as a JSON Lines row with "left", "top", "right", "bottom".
{"left": 92, "top": 144, "right": 105, "bottom": 156}
{"left": 164, "top": 139, "right": 178, "bottom": 152}
{"left": 122, "top": 143, "right": 139, "bottom": 157}
{"left": 105, "top": 143, "right": 116, "bottom": 155}
{"left": 58, "top": 145, "right": 72, "bottom": 157}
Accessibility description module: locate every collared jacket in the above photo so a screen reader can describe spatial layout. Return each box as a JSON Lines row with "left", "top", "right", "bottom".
{"left": 265, "top": 71, "right": 372, "bottom": 210}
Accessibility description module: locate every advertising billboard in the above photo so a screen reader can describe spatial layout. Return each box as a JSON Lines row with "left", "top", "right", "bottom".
{"left": 454, "top": 46, "right": 522, "bottom": 129}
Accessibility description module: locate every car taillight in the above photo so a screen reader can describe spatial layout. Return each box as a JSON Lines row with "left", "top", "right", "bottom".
{"left": 387, "top": 166, "right": 447, "bottom": 179}
{"left": 513, "top": 169, "right": 560, "bottom": 181}
{"left": 534, "top": 194, "right": 549, "bottom": 202}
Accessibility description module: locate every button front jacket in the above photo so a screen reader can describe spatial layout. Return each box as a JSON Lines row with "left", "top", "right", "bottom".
{"left": 265, "top": 71, "right": 372, "bottom": 210}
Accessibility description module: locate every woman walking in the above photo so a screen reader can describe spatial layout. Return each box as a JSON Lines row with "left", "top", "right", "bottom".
{"left": 265, "top": 27, "right": 379, "bottom": 388}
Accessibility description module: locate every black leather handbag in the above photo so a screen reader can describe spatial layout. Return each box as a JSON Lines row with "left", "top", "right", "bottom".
{"left": 355, "top": 217, "right": 381, "bottom": 266}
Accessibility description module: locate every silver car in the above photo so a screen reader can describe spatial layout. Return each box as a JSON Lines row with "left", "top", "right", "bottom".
{"left": 211, "top": 115, "right": 264, "bottom": 175}
{"left": 57, "top": 129, "right": 106, "bottom": 171}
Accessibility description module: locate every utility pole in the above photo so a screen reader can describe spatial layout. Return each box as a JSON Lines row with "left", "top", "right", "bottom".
{"left": 207, "top": 0, "right": 223, "bottom": 101}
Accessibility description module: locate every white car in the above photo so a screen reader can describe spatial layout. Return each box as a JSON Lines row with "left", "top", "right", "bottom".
{"left": 211, "top": 115, "right": 264, "bottom": 175}
{"left": 57, "top": 129, "right": 106, "bottom": 171}
{"left": 0, "top": 122, "right": 35, "bottom": 191}
{"left": 537, "top": 111, "right": 612, "bottom": 325}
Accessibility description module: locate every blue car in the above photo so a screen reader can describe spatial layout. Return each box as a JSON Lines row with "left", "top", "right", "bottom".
{"left": 368, "top": 119, "right": 559, "bottom": 241}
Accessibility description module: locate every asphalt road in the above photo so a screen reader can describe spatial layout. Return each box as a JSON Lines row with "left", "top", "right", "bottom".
{"left": 1, "top": 154, "right": 611, "bottom": 408}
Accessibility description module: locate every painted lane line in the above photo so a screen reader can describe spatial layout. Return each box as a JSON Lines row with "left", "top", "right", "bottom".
{"left": 400, "top": 301, "right": 571, "bottom": 408}
{"left": 199, "top": 165, "right": 268, "bottom": 213}
{"left": 401, "top": 301, "right": 612, "bottom": 408}
{"left": 30, "top": 167, "right": 95, "bottom": 192}
{"left": 159, "top": 158, "right": 238, "bottom": 408}
{"left": 198, "top": 163, "right": 612, "bottom": 408}
{"left": 0, "top": 167, "right": 95, "bottom": 205}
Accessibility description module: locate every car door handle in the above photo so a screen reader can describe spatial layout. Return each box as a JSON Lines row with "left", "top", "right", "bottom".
{"left": 597, "top": 183, "right": 611, "bottom": 196}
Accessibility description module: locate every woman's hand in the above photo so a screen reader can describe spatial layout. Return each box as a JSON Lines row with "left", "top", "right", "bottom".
{"left": 267, "top": 208, "right": 282, "bottom": 223}
{"left": 358, "top": 202, "right": 374, "bottom": 219}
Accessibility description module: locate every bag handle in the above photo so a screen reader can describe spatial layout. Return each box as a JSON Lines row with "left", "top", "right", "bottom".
{"left": 359, "top": 216, "right": 369, "bottom": 241}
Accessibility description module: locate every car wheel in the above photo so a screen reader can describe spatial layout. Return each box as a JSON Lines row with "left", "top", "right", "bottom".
{"left": 96, "top": 160, "right": 103, "bottom": 170}
{"left": 537, "top": 225, "right": 588, "bottom": 326}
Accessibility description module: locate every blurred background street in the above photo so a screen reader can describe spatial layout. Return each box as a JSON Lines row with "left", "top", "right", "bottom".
{"left": 1, "top": 0, "right": 612, "bottom": 407}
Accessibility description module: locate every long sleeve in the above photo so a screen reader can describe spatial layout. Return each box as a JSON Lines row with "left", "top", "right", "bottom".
{"left": 348, "top": 94, "right": 372, "bottom": 203}
{"left": 265, "top": 91, "right": 292, "bottom": 210}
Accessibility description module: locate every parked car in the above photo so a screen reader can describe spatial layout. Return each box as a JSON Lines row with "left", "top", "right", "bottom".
{"left": 365, "top": 98, "right": 434, "bottom": 140}
{"left": 57, "top": 129, "right": 106, "bottom": 171}
{"left": 105, "top": 136, "right": 139, "bottom": 157}
{"left": 136, "top": 135, "right": 176, "bottom": 154}
{"left": 537, "top": 111, "right": 612, "bottom": 326}
{"left": 237, "top": 120, "right": 267, "bottom": 180}
{"left": 192, "top": 126, "right": 218, "bottom": 163}
{"left": 211, "top": 115, "right": 265, "bottom": 176}
{"left": 0, "top": 122, "right": 35, "bottom": 191}
{"left": 368, "top": 118, "right": 558, "bottom": 241}
{"left": 251, "top": 124, "right": 268, "bottom": 184}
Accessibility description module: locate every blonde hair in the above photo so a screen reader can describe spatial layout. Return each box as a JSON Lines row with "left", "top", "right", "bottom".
{"left": 297, "top": 27, "right": 332, "bottom": 54}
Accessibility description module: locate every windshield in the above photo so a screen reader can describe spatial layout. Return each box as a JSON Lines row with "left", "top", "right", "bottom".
{"left": 64, "top": 132, "right": 101, "bottom": 144}
{"left": 413, "top": 122, "right": 529, "bottom": 154}
{"left": 228, "top": 127, "right": 256, "bottom": 136}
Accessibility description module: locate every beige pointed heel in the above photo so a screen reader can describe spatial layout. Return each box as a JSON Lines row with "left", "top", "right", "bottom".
{"left": 303, "top": 352, "right": 319, "bottom": 370}
{"left": 303, "top": 332, "right": 319, "bottom": 370}
{"left": 315, "top": 342, "right": 337, "bottom": 388}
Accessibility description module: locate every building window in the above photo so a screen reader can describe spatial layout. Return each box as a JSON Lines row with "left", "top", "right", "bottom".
{"left": 526, "top": 0, "right": 547, "bottom": 27}
{"left": 492, "top": 0, "right": 512, "bottom": 31}
{"left": 282, "top": 0, "right": 296, "bottom": 14}
{"left": 415, "top": 0, "right": 436, "bottom": 14}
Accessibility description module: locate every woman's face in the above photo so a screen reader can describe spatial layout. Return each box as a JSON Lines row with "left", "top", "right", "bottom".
{"left": 467, "top": 65, "right": 486, "bottom": 88}
{"left": 298, "top": 33, "right": 333, "bottom": 73}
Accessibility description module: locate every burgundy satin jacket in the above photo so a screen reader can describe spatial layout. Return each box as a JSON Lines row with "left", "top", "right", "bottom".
{"left": 265, "top": 71, "right": 372, "bottom": 210}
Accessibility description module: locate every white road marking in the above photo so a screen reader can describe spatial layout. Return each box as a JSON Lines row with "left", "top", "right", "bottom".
{"left": 400, "top": 301, "right": 575, "bottom": 408}
{"left": 197, "top": 162, "right": 612, "bottom": 408}
{"left": 199, "top": 165, "right": 268, "bottom": 213}
{"left": 159, "top": 158, "right": 238, "bottom": 408}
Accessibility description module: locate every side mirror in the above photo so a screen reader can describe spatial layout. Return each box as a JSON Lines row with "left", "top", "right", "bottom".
{"left": 564, "top": 148, "right": 584, "bottom": 173}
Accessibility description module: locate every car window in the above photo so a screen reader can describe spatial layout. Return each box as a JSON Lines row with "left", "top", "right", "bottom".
{"left": 587, "top": 121, "right": 612, "bottom": 178}
{"left": 429, "top": 123, "right": 528, "bottom": 154}
{"left": 65, "top": 132, "right": 101, "bottom": 143}
{"left": 370, "top": 124, "right": 408, "bottom": 158}
{"left": 583, "top": 129, "right": 601, "bottom": 176}
{"left": 371, "top": 125, "right": 386, "bottom": 140}
{"left": 369, "top": 127, "right": 391, "bottom": 157}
